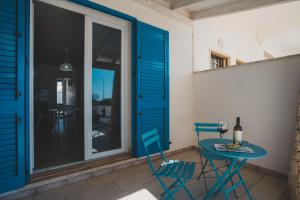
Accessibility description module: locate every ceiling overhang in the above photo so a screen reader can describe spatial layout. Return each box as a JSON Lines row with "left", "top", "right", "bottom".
{"left": 170, "top": 0, "right": 206, "bottom": 10}
{"left": 135, "top": 0, "right": 299, "bottom": 21}
{"left": 189, "top": 0, "right": 298, "bottom": 20}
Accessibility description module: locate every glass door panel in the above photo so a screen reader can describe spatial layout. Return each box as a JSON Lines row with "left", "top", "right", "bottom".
{"left": 34, "top": 1, "right": 84, "bottom": 169}
{"left": 92, "top": 23, "right": 121, "bottom": 154}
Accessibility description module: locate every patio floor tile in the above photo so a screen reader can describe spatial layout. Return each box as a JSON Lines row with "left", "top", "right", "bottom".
{"left": 15, "top": 150, "right": 287, "bottom": 200}
{"left": 116, "top": 172, "right": 154, "bottom": 191}
{"left": 250, "top": 175, "right": 288, "bottom": 200}
{"left": 90, "top": 181, "right": 123, "bottom": 200}
{"left": 66, "top": 190, "right": 98, "bottom": 200}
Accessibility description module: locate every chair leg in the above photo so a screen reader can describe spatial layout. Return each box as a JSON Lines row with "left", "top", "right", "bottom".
{"left": 226, "top": 160, "right": 239, "bottom": 199}
{"left": 162, "top": 181, "right": 181, "bottom": 200}
{"left": 197, "top": 156, "right": 209, "bottom": 192}
{"left": 182, "top": 184, "right": 194, "bottom": 200}
{"left": 174, "top": 178, "right": 194, "bottom": 200}
{"left": 162, "top": 192, "right": 173, "bottom": 200}
{"left": 155, "top": 176, "right": 172, "bottom": 199}
{"left": 161, "top": 179, "right": 180, "bottom": 197}
{"left": 169, "top": 180, "right": 189, "bottom": 199}
{"left": 161, "top": 178, "right": 194, "bottom": 200}
{"left": 197, "top": 158, "right": 208, "bottom": 179}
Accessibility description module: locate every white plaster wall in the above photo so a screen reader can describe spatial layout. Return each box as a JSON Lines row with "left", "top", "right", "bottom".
{"left": 91, "top": 0, "right": 195, "bottom": 150}
{"left": 193, "top": 18, "right": 263, "bottom": 71}
{"left": 194, "top": 55, "right": 300, "bottom": 174}
{"left": 193, "top": 1, "right": 300, "bottom": 71}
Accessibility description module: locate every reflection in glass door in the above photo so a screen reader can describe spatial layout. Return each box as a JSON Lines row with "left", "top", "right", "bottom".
{"left": 85, "top": 16, "right": 129, "bottom": 159}
{"left": 92, "top": 23, "right": 121, "bottom": 154}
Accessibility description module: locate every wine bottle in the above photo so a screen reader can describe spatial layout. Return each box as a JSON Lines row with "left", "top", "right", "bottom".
{"left": 233, "top": 117, "right": 243, "bottom": 145}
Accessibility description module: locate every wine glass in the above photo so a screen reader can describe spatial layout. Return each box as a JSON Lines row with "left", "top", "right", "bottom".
{"left": 217, "top": 120, "right": 228, "bottom": 138}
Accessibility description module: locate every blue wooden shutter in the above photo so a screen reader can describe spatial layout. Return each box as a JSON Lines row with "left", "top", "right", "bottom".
{"left": 0, "top": 0, "right": 26, "bottom": 193}
{"left": 133, "top": 22, "right": 169, "bottom": 157}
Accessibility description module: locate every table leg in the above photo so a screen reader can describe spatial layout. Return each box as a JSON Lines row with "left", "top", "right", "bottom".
{"left": 222, "top": 159, "right": 246, "bottom": 186}
{"left": 223, "top": 159, "right": 253, "bottom": 200}
{"left": 203, "top": 159, "right": 238, "bottom": 200}
{"left": 226, "top": 160, "right": 238, "bottom": 199}
{"left": 203, "top": 158, "right": 253, "bottom": 200}
{"left": 207, "top": 159, "right": 228, "bottom": 199}
{"left": 234, "top": 165, "right": 253, "bottom": 200}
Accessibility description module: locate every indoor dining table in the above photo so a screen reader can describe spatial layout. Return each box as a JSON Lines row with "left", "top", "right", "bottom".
{"left": 199, "top": 138, "right": 267, "bottom": 200}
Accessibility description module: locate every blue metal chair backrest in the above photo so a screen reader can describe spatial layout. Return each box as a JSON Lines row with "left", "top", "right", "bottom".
{"left": 194, "top": 123, "right": 219, "bottom": 143}
{"left": 141, "top": 129, "right": 167, "bottom": 173}
{"left": 194, "top": 123, "right": 219, "bottom": 135}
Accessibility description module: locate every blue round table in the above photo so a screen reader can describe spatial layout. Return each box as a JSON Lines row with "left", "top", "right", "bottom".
{"left": 199, "top": 138, "right": 267, "bottom": 200}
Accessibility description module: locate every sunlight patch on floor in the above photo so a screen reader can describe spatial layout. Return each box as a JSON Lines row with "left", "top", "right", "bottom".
{"left": 117, "top": 188, "right": 158, "bottom": 200}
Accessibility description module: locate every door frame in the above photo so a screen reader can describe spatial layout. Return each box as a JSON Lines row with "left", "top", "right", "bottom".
{"left": 29, "top": 0, "right": 132, "bottom": 172}
{"left": 84, "top": 14, "right": 131, "bottom": 160}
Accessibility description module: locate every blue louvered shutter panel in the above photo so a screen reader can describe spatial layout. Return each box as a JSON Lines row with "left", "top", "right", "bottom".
{"left": 0, "top": 0, "right": 26, "bottom": 193}
{"left": 133, "top": 22, "right": 169, "bottom": 157}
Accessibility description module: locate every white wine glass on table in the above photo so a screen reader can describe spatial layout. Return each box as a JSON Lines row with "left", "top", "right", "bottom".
{"left": 217, "top": 120, "right": 228, "bottom": 138}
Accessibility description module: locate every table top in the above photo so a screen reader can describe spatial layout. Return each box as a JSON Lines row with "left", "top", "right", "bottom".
{"left": 199, "top": 138, "right": 267, "bottom": 160}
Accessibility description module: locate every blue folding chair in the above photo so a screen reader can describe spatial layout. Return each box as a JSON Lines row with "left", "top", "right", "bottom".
{"left": 194, "top": 123, "right": 237, "bottom": 197}
{"left": 141, "top": 129, "right": 195, "bottom": 200}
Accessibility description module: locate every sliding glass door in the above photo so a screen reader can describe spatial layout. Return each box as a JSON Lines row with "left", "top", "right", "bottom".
{"left": 84, "top": 16, "right": 130, "bottom": 160}
{"left": 33, "top": 0, "right": 130, "bottom": 169}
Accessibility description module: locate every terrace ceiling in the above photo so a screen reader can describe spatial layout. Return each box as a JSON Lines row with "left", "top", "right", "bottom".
{"left": 136, "top": 0, "right": 299, "bottom": 20}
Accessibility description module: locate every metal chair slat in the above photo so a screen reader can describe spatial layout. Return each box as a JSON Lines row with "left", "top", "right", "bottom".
{"left": 142, "top": 129, "right": 195, "bottom": 199}
{"left": 171, "top": 161, "right": 184, "bottom": 178}
{"left": 186, "top": 163, "right": 196, "bottom": 180}
{"left": 165, "top": 161, "right": 180, "bottom": 177}
{"left": 142, "top": 129, "right": 158, "bottom": 141}
{"left": 144, "top": 135, "right": 159, "bottom": 148}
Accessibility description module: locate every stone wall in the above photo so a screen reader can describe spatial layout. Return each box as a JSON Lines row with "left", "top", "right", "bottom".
{"left": 289, "top": 90, "right": 300, "bottom": 199}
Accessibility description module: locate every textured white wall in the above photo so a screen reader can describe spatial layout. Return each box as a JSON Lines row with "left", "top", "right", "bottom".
{"left": 193, "top": 1, "right": 300, "bottom": 71}
{"left": 193, "top": 18, "right": 263, "bottom": 71}
{"left": 194, "top": 54, "right": 300, "bottom": 174}
{"left": 91, "top": 0, "right": 195, "bottom": 150}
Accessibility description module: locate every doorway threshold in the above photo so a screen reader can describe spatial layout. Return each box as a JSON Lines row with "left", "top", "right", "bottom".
{"left": 31, "top": 153, "right": 131, "bottom": 183}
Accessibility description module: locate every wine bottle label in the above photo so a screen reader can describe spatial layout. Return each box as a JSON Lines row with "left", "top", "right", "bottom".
{"left": 234, "top": 131, "right": 242, "bottom": 144}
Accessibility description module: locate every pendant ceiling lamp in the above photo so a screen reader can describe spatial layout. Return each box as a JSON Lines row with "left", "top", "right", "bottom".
{"left": 59, "top": 48, "right": 73, "bottom": 72}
